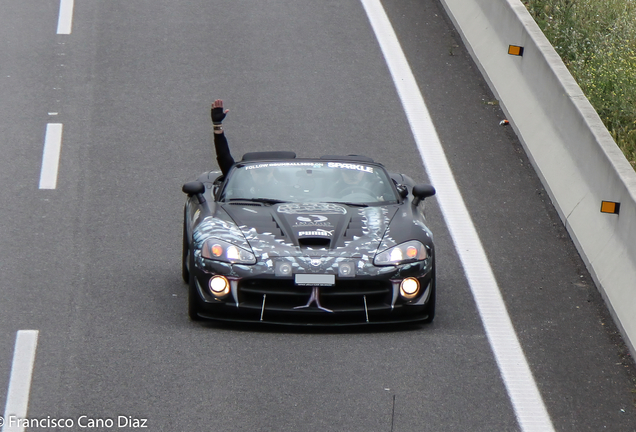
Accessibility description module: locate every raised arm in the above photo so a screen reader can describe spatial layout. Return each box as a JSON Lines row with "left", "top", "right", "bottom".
{"left": 211, "top": 99, "right": 234, "bottom": 176}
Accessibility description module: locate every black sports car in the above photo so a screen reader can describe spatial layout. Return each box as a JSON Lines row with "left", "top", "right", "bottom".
{"left": 182, "top": 152, "right": 436, "bottom": 325}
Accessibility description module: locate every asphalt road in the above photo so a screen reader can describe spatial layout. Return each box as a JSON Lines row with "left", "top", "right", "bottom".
{"left": 0, "top": 0, "right": 635, "bottom": 431}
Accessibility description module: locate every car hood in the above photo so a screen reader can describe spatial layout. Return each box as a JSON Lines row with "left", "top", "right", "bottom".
{"left": 220, "top": 202, "right": 400, "bottom": 258}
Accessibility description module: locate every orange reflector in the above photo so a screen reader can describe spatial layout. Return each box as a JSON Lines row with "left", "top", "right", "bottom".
{"left": 600, "top": 201, "right": 620, "bottom": 214}
{"left": 508, "top": 45, "right": 524, "bottom": 56}
{"left": 211, "top": 244, "right": 223, "bottom": 256}
{"left": 406, "top": 246, "right": 418, "bottom": 259}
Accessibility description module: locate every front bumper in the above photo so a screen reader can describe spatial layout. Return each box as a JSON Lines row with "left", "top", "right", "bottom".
{"left": 190, "top": 256, "right": 435, "bottom": 325}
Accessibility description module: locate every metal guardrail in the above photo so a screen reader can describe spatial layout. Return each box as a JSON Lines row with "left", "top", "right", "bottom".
{"left": 438, "top": 0, "right": 636, "bottom": 360}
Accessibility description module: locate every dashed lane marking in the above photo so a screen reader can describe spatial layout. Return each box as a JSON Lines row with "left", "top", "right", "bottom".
{"left": 2, "top": 330, "right": 39, "bottom": 432}
{"left": 57, "top": 0, "right": 74, "bottom": 35}
{"left": 39, "top": 123, "right": 63, "bottom": 190}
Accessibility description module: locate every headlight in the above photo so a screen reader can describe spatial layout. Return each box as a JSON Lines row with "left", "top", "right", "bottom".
{"left": 201, "top": 238, "right": 256, "bottom": 264}
{"left": 374, "top": 240, "right": 428, "bottom": 266}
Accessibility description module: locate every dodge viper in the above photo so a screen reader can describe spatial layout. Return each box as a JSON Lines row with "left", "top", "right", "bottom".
{"left": 182, "top": 152, "right": 436, "bottom": 325}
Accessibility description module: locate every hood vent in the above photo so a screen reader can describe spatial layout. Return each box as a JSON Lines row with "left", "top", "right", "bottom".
{"left": 344, "top": 217, "right": 364, "bottom": 240}
{"left": 228, "top": 202, "right": 263, "bottom": 206}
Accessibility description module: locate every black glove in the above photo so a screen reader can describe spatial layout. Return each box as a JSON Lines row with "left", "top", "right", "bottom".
{"left": 211, "top": 106, "right": 227, "bottom": 124}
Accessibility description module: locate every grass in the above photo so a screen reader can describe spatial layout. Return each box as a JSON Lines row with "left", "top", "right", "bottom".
{"left": 523, "top": 0, "right": 636, "bottom": 168}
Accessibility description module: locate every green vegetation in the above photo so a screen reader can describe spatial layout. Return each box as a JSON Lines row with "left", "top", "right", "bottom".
{"left": 524, "top": 0, "right": 636, "bottom": 168}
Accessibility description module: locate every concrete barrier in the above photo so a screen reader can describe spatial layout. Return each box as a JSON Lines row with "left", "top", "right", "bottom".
{"left": 437, "top": 0, "right": 636, "bottom": 358}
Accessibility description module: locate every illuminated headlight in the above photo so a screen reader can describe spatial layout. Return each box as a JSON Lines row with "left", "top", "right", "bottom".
{"left": 209, "top": 275, "right": 230, "bottom": 297}
{"left": 400, "top": 277, "right": 420, "bottom": 299}
{"left": 374, "top": 240, "right": 428, "bottom": 266}
{"left": 201, "top": 239, "right": 256, "bottom": 264}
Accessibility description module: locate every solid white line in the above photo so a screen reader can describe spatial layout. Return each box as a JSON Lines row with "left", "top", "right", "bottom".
{"left": 57, "top": 0, "right": 74, "bottom": 35}
{"left": 39, "top": 123, "right": 64, "bottom": 190}
{"left": 359, "top": 1, "right": 555, "bottom": 431}
{"left": 2, "top": 330, "right": 39, "bottom": 432}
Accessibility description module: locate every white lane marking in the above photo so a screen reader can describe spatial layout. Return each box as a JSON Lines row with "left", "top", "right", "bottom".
{"left": 360, "top": 1, "right": 555, "bottom": 431}
{"left": 57, "top": 0, "right": 74, "bottom": 35}
{"left": 39, "top": 123, "right": 64, "bottom": 190}
{"left": 2, "top": 331, "right": 39, "bottom": 432}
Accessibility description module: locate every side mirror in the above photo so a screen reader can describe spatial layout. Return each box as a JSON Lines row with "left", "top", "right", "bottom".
{"left": 182, "top": 181, "right": 206, "bottom": 204}
{"left": 412, "top": 184, "right": 436, "bottom": 206}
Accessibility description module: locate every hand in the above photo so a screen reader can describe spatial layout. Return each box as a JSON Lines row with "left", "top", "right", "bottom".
{"left": 211, "top": 99, "right": 229, "bottom": 124}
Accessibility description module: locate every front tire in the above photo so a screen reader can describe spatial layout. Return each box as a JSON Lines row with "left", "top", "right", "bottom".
{"left": 182, "top": 207, "right": 190, "bottom": 284}
{"left": 422, "top": 270, "right": 436, "bottom": 324}
{"left": 188, "top": 258, "right": 202, "bottom": 321}
{"left": 182, "top": 222, "right": 190, "bottom": 284}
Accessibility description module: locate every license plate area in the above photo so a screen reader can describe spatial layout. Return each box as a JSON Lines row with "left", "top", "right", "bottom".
{"left": 294, "top": 274, "right": 335, "bottom": 286}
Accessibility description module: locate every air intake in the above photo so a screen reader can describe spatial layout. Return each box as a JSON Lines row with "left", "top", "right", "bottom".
{"left": 298, "top": 237, "right": 331, "bottom": 247}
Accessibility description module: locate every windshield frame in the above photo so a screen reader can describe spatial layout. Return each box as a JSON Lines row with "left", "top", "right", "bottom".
{"left": 217, "top": 159, "right": 401, "bottom": 206}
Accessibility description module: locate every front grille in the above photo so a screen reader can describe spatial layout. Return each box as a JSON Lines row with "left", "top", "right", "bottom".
{"left": 238, "top": 278, "right": 393, "bottom": 314}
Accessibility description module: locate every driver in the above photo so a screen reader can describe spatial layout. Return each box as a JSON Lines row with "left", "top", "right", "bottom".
{"left": 329, "top": 167, "right": 375, "bottom": 199}
{"left": 341, "top": 169, "right": 366, "bottom": 186}
{"left": 244, "top": 165, "right": 282, "bottom": 196}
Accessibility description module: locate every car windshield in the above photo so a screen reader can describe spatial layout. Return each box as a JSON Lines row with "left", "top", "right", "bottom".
{"left": 219, "top": 161, "right": 399, "bottom": 205}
